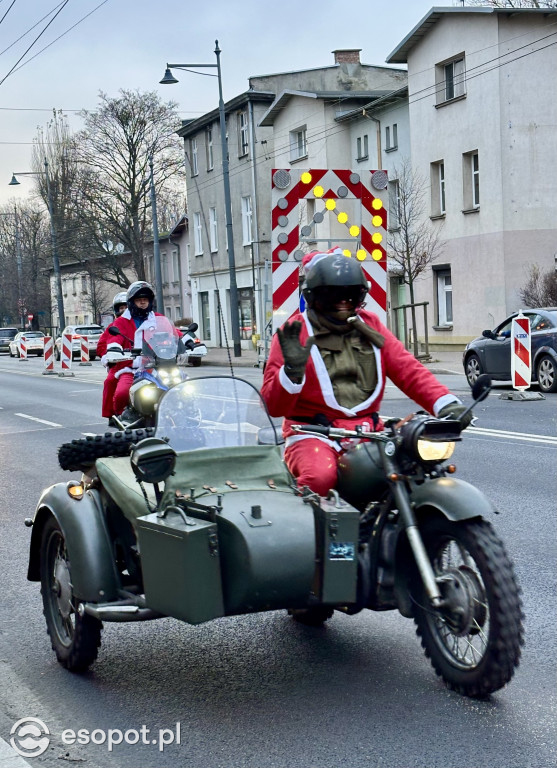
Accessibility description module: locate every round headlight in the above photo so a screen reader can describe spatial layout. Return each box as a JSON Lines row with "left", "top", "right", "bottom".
{"left": 416, "top": 440, "right": 455, "bottom": 462}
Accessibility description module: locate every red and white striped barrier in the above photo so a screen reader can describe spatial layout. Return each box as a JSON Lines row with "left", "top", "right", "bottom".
{"left": 18, "top": 335, "right": 28, "bottom": 360}
{"left": 42, "top": 336, "right": 56, "bottom": 375}
{"left": 59, "top": 332, "right": 75, "bottom": 376}
{"left": 78, "top": 334, "right": 92, "bottom": 366}
{"left": 511, "top": 311, "right": 531, "bottom": 390}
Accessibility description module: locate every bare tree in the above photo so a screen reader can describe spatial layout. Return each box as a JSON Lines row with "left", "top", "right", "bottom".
{"left": 519, "top": 263, "right": 557, "bottom": 307}
{"left": 458, "top": 0, "right": 557, "bottom": 7}
{"left": 387, "top": 160, "right": 445, "bottom": 357}
{"left": 76, "top": 89, "right": 185, "bottom": 282}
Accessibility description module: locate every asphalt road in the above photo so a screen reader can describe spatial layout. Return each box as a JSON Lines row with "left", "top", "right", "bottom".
{"left": 0, "top": 356, "right": 555, "bottom": 768}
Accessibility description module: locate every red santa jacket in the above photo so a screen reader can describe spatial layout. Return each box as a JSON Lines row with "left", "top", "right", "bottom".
{"left": 261, "top": 309, "right": 458, "bottom": 449}
{"left": 99, "top": 310, "right": 170, "bottom": 378}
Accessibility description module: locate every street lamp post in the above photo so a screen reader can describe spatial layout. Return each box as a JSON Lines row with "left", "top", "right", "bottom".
{"left": 149, "top": 157, "right": 165, "bottom": 313}
{"left": 160, "top": 41, "right": 242, "bottom": 357}
{"left": 9, "top": 160, "right": 65, "bottom": 332}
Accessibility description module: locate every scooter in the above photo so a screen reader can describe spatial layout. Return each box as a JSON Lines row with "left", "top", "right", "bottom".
{"left": 27, "top": 373, "right": 523, "bottom": 698}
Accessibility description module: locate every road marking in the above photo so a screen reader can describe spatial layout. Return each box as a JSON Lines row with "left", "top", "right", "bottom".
{"left": 468, "top": 427, "right": 557, "bottom": 446}
{"left": 68, "top": 389, "right": 99, "bottom": 394}
{"left": 81, "top": 432, "right": 97, "bottom": 436}
{"left": 14, "top": 413, "right": 62, "bottom": 427}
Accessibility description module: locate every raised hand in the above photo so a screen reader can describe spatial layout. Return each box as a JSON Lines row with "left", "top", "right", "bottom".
{"left": 276, "top": 321, "right": 315, "bottom": 383}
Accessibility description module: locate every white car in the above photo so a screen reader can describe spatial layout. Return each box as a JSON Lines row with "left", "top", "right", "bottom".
{"left": 9, "top": 331, "right": 45, "bottom": 357}
{"left": 54, "top": 325, "right": 103, "bottom": 361}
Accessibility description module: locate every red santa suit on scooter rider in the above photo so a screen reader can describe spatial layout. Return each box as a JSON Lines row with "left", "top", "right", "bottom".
{"left": 261, "top": 248, "right": 473, "bottom": 497}
{"left": 100, "top": 281, "right": 168, "bottom": 419}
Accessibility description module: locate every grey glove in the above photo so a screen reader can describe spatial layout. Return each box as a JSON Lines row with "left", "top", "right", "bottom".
{"left": 276, "top": 321, "right": 315, "bottom": 383}
{"left": 438, "top": 402, "right": 473, "bottom": 429}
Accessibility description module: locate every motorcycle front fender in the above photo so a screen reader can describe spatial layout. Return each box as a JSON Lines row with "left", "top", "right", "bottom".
{"left": 410, "top": 476, "right": 497, "bottom": 521}
{"left": 27, "top": 484, "right": 120, "bottom": 602}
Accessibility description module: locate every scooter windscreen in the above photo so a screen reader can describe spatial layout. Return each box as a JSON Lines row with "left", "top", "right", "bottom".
{"left": 155, "top": 376, "right": 279, "bottom": 452}
{"left": 141, "top": 316, "right": 184, "bottom": 361}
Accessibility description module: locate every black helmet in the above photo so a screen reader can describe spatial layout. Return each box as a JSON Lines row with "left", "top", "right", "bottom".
{"left": 127, "top": 281, "right": 155, "bottom": 320}
{"left": 302, "top": 249, "right": 368, "bottom": 312}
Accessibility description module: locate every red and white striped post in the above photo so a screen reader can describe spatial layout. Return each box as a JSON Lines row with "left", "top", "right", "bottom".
{"left": 42, "top": 336, "right": 56, "bottom": 375}
{"left": 59, "top": 332, "right": 75, "bottom": 377}
{"left": 78, "top": 335, "right": 92, "bottom": 366}
{"left": 18, "top": 335, "right": 28, "bottom": 360}
{"left": 511, "top": 311, "right": 531, "bottom": 391}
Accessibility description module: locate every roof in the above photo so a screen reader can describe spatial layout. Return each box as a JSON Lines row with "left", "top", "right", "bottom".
{"left": 335, "top": 85, "right": 408, "bottom": 122}
{"left": 386, "top": 6, "right": 557, "bottom": 64}
{"left": 259, "top": 89, "right": 393, "bottom": 127}
{"left": 177, "top": 90, "right": 275, "bottom": 138}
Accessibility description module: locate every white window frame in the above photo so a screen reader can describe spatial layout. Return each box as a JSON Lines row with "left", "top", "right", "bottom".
{"left": 241, "top": 196, "right": 253, "bottom": 245}
{"left": 439, "top": 162, "right": 446, "bottom": 214}
{"left": 238, "top": 111, "right": 249, "bottom": 157}
{"left": 171, "top": 250, "right": 179, "bottom": 283}
{"left": 81, "top": 275, "right": 88, "bottom": 293}
{"left": 462, "top": 150, "right": 480, "bottom": 211}
{"left": 206, "top": 126, "right": 214, "bottom": 171}
{"left": 193, "top": 212, "right": 203, "bottom": 255}
{"left": 289, "top": 127, "right": 307, "bottom": 162}
{"left": 430, "top": 160, "right": 446, "bottom": 217}
{"left": 386, "top": 123, "right": 398, "bottom": 151}
{"left": 209, "top": 207, "right": 219, "bottom": 252}
{"left": 190, "top": 138, "right": 198, "bottom": 176}
{"left": 435, "top": 268, "right": 453, "bottom": 326}
{"left": 356, "top": 134, "right": 368, "bottom": 161}
{"left": 388, "top": 179, "right": 401, "bottom": 230}
{"left": 471, "top": 152, "right": 480, "bottom": 208}
{"left": 437, "top": 55, "right": 466, "bottom": 104}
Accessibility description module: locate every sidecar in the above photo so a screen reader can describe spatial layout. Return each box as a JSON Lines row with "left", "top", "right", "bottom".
{"left": 27, "top": 377, "right": 362, "bottom": 671}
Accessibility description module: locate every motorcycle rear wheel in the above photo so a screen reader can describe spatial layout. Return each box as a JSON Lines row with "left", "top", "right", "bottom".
{"left": 288, "top": 607, "right": 334, "bottom": 626}
{"left": 411, "top": 517, "right": 523, "bottom": 698}
{"left": 40, "top": 516, "right": 102, "bottom": 672}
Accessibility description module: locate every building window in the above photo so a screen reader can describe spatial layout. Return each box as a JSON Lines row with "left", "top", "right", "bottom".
{"left": 175, "top": 306, "right": 181, "bottom": 320}
{"left": 81, "top": 275, "right": 88, "bottom": 293}
{"left": 62, "top": 279, "right": 67, "bottom": 296}
{"left": 172, "top": 250, "right": 179, "bottom": 283}
{"left": 193, "top": 212, "right": 203, "bottom": 255}
{"left": 206, "top": 126, "right": 214, "bottom": 171}
{"left": 72, "top": 277, "right": 77, "bottom": 295}
{"left": 462, "top": 150, "right": 480, "bottom": 211}
{"left": 161, "top": 252, "right": 169, "bottom": 285}
{"left": 435, "top": 268, "right": 453, "bottom": 326}
{"left": 190, "top": 138, "right": 198, "bottom": 176}
{"left": 238, "top": 110, "right": 249, "bottom": 157}
{"left": 290, "top": 127, "right": 307, "bottom": 162}
{"left": 388, "top": 179, "right": 401, "bottom": 230}
{"left": 200, "top": 291, "right": 211, "bottom": 341}
{"left": 356, "top": 134, "right": 368, "bottom": 161}
{"left": 437, "top": 56, "right": 466, "bottom": 104}
{"left": 209, "top": 207, "right": 218, "bottom": 252}
{"left": 430, "top": 160, "right": 446, "bottom": 216}
{"left": 241, "top": 195, "right": 253, "bottom": 245}
{"left": 385, "top": 124, "right": 398, "bottom": 151}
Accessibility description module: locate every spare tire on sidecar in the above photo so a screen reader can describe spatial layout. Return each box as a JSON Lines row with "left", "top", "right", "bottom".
{"left": 58, "top": 427, "right": 157, "bottom": 471}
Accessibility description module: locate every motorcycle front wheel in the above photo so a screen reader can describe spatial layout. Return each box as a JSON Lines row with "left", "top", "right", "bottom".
{"left": 40, "top": 516, "right": 102, "bottom": 671}
{"left": 410, "top": 517, "right": 523, "bottom": 698}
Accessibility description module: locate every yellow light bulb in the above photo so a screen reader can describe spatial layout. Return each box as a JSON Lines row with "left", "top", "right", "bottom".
{"left": 372, "top": 198, "right": 383, "bottom": 210}
{"left": 301, "top": 172, "right": 312, "bottom": 184}
{"left": 337, "top": 212, "right": 348, "bottom": 223}
{"left": 325, "top": 199, "right": 336, "bottom": 210}
{"left": 356, "top": 250, "right": 367, "bottom": 261}
{"left": 313, "top": 186, "right": 324, "bottom": 198}
{"left": 372, "top": 215, "right": 383, "bottom": 227}
{"left": 349, "top": 225, "right": 360, "bottom": 237}
{"left": 372, "top": 232, "right": 383, "bottom": 244}
{"left": 343, "top": 250, "right": 352, "bottom": 258}
{"left": 372, "top": 249, "right": 383, "bottom": 261}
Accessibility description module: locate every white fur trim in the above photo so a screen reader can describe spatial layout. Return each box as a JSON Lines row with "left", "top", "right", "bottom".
{"left": 121, "top": 309, "right": 131, "bottom": 320}
{"left": 279, "top": 365, "right": 305, "bottom": 393}
{"left": 302, "top": 311, "right": 384, "bottom": 416}
{"left": 133, "top": 312, "right": 157, "bottom": 348}
{"left": 285, "top": 433, "right": 342, "bottom": 451}
{"left": 114, "top": 366, "right": 134, "bottom": 379}
{"left": 433, "top": 394, "right": 461, "bottom": 416}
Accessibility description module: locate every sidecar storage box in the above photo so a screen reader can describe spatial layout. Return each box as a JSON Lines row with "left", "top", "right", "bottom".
{"left": 136, "top": 508, "right": 224, "bottom": 625}
{"left": 310, "top": 496, "right": 360, "bottom": 605}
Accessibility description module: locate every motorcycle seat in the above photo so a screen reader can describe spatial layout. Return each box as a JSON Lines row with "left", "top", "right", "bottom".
{"left": 96, "top": 457, "right": 157, "bottom": 526}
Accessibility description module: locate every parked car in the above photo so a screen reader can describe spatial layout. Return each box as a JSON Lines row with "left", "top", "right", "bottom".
{"left": 0, "top": 327, "right": 19, "bottom": 354}
{"left": 9, "top": 331, "right": 45, "bottom": 357}
{"left": 54, "top": 324, "right": 104, "bottom": 361}
{"left": 463, "top": 307, "right": 557, "bottom": 393}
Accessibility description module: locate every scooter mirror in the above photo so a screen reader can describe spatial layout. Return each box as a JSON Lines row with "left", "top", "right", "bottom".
{"left": 472, "top": 374, "right": 492, "bottom": 403}
{"left": 186, "top": 322, "right": 198, "bottom": 334}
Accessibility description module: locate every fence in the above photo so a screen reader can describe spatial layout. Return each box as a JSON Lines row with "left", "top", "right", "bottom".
{"left": 391, "top": 301, "right": 431, "bottom": 360}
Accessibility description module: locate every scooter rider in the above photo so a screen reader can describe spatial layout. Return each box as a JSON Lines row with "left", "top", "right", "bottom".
{"left": 261, "top": 247, "right": 472, "bottom": 497}
{"left": 97, "top": 291, "right": 129, "bottom": 422}
{"left": 100, "top": 281, "right": 169, "bottom": 419}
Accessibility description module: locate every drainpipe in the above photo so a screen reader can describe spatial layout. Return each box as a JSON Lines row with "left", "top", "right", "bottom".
{"left": 248, "top": 99, "right": 262, "bottom": 339}
{"left": 362, "top": 109, "right": 382, "bottom": 169}
{"left": 168, "top": 230, "right": 184, "bottom": 319}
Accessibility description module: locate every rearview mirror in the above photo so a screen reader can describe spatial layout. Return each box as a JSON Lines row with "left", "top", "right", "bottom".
{"left": 472, "top": 374, "right": 492, "bottom": 403}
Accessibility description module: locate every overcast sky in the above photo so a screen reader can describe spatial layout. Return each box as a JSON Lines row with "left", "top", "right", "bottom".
{"left": 0, "top": 0, "right": 443, "bottom": 206}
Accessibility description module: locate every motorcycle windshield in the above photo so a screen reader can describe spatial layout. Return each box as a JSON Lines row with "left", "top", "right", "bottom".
{"left": 155, "top": 376, "right": 278, "bottom": 452}
{"left": 142, "top": 316, "right": 180, "bottom": 361}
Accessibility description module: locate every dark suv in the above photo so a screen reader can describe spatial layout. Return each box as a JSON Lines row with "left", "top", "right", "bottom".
{"left": 0, "top": 327, "right": 19, "bottom": 354}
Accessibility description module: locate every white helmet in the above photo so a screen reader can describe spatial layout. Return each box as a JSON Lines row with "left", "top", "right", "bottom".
{"left": 113, "top": 291, "right": 128, "bottom": 314}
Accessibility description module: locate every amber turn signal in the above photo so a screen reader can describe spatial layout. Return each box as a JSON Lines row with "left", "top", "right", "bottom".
{"left": 67, "top": 482, "right": 84, "bottom": 499}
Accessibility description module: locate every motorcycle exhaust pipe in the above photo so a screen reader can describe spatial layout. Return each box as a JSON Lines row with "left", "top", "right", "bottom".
{"left": 78, "top": 602, "right": 163, "bottom": 622}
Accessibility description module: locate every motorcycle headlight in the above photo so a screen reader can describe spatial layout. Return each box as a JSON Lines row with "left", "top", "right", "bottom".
{"left": 416, "top": 440, "right": 455, "bottom": 462}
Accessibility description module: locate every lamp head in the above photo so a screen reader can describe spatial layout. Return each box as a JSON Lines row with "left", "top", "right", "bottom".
{"left": 160, "top": 67, "right": 178, "bottom": 85}
{"left": 8, "top": 174, "right": 20, "bottom": 186}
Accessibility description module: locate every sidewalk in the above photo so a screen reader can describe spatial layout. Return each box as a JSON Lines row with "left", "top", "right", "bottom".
{"left": 206, "top": 345, "right": 465, "bottom": 375}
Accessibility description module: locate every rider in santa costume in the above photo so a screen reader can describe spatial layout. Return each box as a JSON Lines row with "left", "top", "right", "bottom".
{"left": 261, "top": 248, "right": 472, "bottom": 497}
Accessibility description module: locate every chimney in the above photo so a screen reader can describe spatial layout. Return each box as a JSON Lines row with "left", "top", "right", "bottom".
{"left": 332, "top": 49, "right": 361, "bottom": 65}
